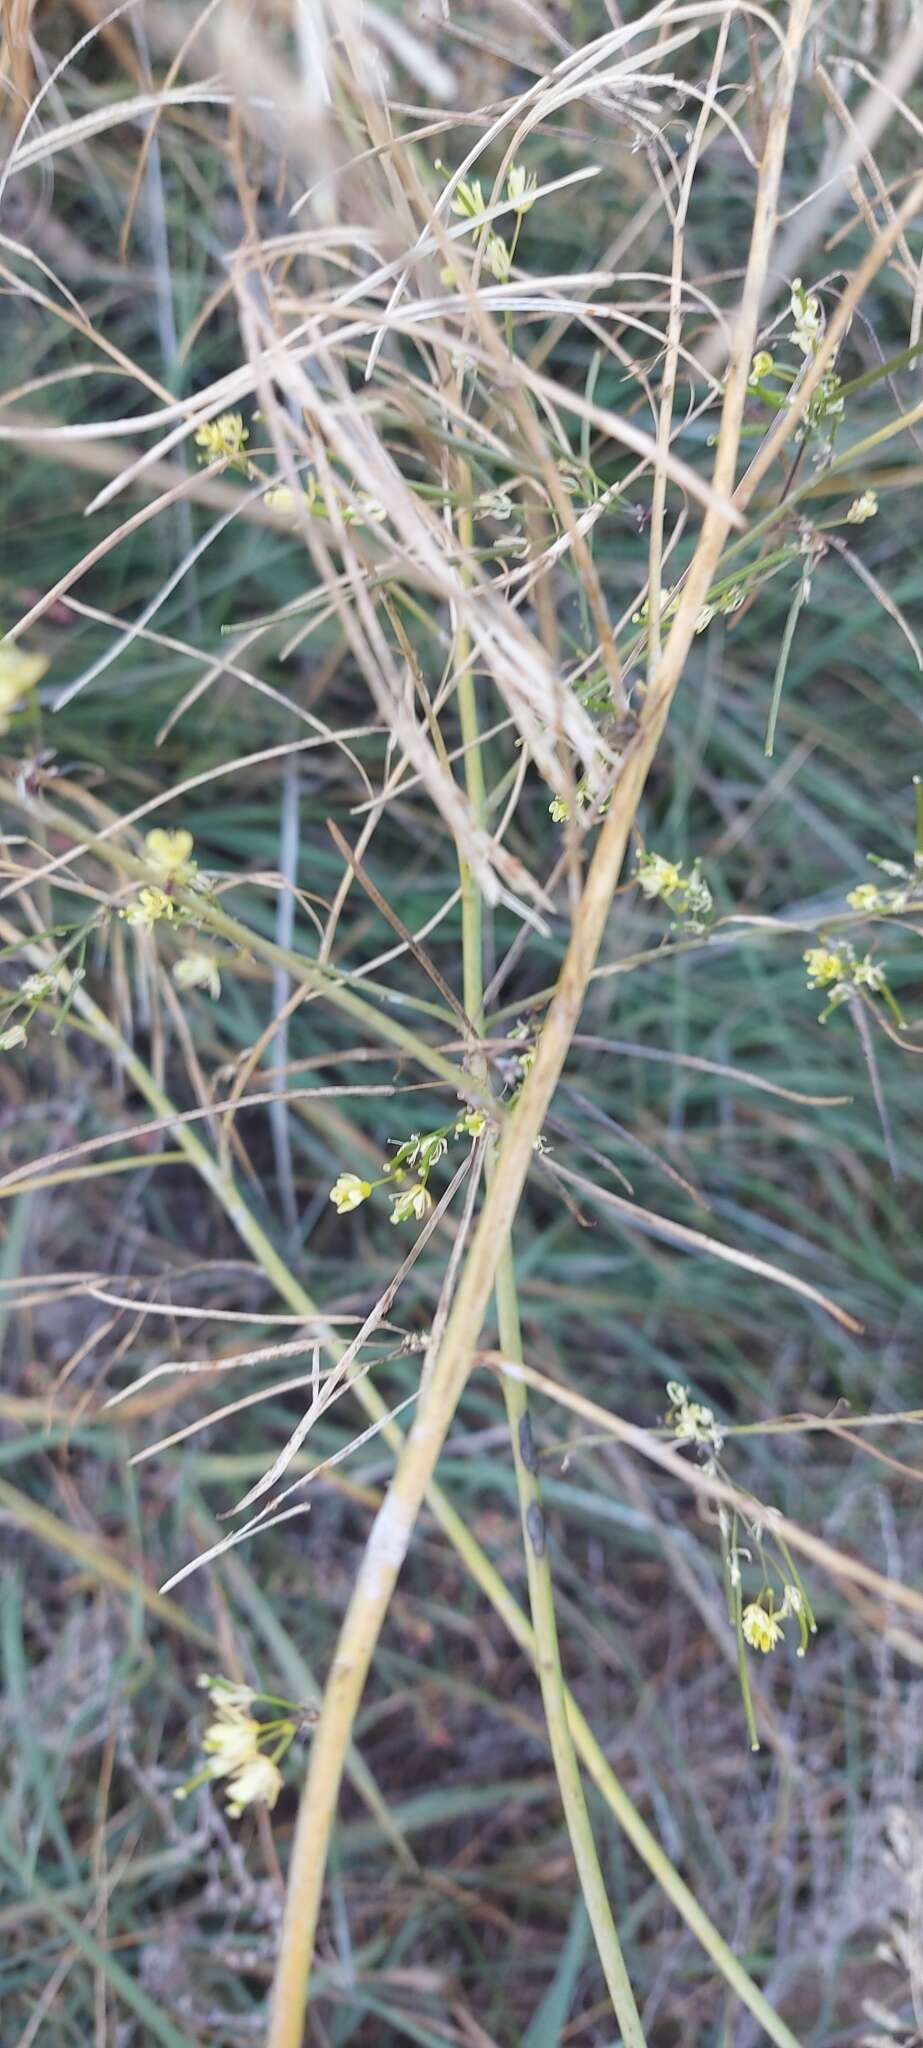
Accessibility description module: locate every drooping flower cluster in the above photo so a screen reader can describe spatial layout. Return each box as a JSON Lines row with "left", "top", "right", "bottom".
{"left": 635, "top": 850, "right": 714, "bottom": 934}
{"left": 741, "top": 1583, "right": 808, "bottom": 1656}
{"left": 802, "top": 798, "right": 923, "bottom": 1025}
{"left": 175, "top": 1674, "right": 307, "bottom": 1820}
{"left": 663, "top": 1380, "right": 816, "bottom": 1745}
{"left": 803, "top": 941, "right": 900, "bottom": 1025}
{"left": 845, "top": 798, "right": 923, "bottom": 921}
{"left": 437, "top": 157, "right": 537, "bottom": 290}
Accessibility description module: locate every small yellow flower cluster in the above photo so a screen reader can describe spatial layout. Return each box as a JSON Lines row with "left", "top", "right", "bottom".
{"left": 741, "top": 1599, "right": 785, "bottom": 1655}
{"left": 0, "top": 641, "right": 47, "bottom": 736}
{"left": 666, "top": 1380, "right": 723, "bottom": 1454}
{"left": 658, "top": 1384, "right": 816, "bottom": 1740}
{"left": 120, "top": 829, "right": 207, "bottom": 935}
{"left": 194, "top": 412, "right": 250, "bottom": 468}
{"left": 439, "top": 158, "right": 536, "bottom": 289}
{"left": 455, "top": 1107, "right": 487, "bottom": 1139}
{"left": 635, "top": 850, "right": 714, "bottom": 934}
{"left": 329, "top": 1107, "right": 491, "bottom": 1226}
{"left": 742, "top": 1583, "right": 811, "bottom": 1659}
{"left": 803, "top": 941, "right": 895, "bottom": 1023}
{"left": 745, "top": 282, "right": 845, "bottom": 467}
{"left": 549, "top": 782, "right": 595, "bottom": 824}
{"left": 803, "top": 945, "right": 846, "bottom": 989}
{"left": 847, "top": 882, "right": 886, "bottom": 913}
{"left": 121, "top": 885, "right": 176, "bottom": 930}
{"left": 176, "top": 1675, "right": 300, "bottom": 1820}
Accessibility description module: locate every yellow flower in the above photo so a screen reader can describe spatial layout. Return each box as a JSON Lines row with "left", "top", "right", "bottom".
{"left": 203, "top": 1713, "right": 261, "bottom": 1778}
{"left": 120, "top": 886, "right": 176, "bottom": 929}
{"left": 846, "top": 489, "right": 878, "bottom": 524}
{"left": 197, "top": 1675, "right": 255, "bottom": 1709}
{"left": 749, "top": 349, "right": 774, "bottom": 382}
{"left": 448, "top": 174, "right": 485, "bottom": 222}
{"left": 803, "top": 946, "right": 847, "bottom": 989}
{"left": 173, "top": 951, "right": 221, "bottom": 1000}
{"left": 264, "top": 485, "right": 297, "bottom": 516}
{"left": 484, "top": 233, "right": 511, "bottom": 282}
{"left": 390, "top": 1182, "right": 432, "bottom": 1225}
{"left": 636, "top": 851, "right": 683, "bottom": 902}
{"left": 455, "top": 1107, "right": 487, "bottom": 1138}
{"left": 194, "top": 412, "right": 249, "bottom": 465}
{"left": 330, "top": 1172, "right": 372, "bottom": 1214}
{"left": 507, "top": 162, "right": 537, "bottom": 214}
{"left": 0, "top": 641, "right": 48, "bottom": 732}
{"left": 144, "top": 827, "right": 196, "bottom": 884}
{"left": 852, "top": 954, "right": 885, "bottom": 992}
{"left": 225, "top": 1753, "right": 283, "bottom": 1818}
{"left": 847, "top": 883, "right": 885, "bottom": 913}
{"left": 741, "top": 1601, "right": 784, "bottom": 1654}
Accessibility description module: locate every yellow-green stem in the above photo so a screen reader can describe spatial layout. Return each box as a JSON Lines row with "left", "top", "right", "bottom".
{"left": 495, "top": 1244, "right": 646, "bottom": 2045}
{"left": 453, "top": 527, "right": 645, "bottom": 2040}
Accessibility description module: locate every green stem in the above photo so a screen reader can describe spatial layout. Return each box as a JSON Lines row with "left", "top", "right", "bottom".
{"left": 453, "top": 535, "right": 646, "bottom": 2042}
{"left": 496, "top": 1250, "right": 646, "bottom": 2043}
{"left": 455, "top": 501, "right": 488, "bottom": 1033}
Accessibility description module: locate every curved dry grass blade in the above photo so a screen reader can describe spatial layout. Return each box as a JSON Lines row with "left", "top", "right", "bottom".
{"left": 550, "top": 1159, "right": 862, "bottom": 1332}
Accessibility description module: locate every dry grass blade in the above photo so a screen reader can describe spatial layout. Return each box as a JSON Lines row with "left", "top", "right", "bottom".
{"left": 549, "top": 1159, "right": 863, "bottom": 1332}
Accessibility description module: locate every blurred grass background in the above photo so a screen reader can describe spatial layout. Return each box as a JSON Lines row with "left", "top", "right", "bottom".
{"left": 1, "top": 2, "right": 922, "bottom": 2043}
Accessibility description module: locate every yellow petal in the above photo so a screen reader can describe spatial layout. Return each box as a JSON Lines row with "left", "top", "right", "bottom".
{"left": 0, "top": 642, "right": 48, "bottom": 711}
{"left": 145, "top": 828, "right": 194, "bottom": 874}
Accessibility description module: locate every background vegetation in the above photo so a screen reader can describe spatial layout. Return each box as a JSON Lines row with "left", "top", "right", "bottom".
{"left": 1, "top": 2, "right": 922, "bottom": 2043}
